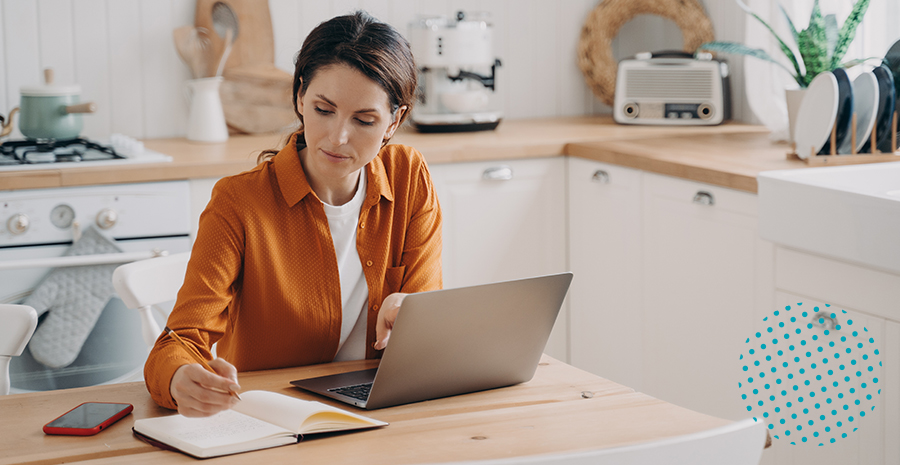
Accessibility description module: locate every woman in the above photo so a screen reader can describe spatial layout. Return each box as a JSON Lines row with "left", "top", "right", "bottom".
{"left": 144, "top": 11, "right": 442, "bottom": 417}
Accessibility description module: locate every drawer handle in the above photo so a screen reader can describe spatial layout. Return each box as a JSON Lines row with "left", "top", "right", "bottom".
{"left": 692, "top": 191, "right": 715, "bottom": 206}
{"left": 591, "top": 170, "right": 610, "bottom": 184}
{"left": 812, "top": 311, "right": 837, "bottom": 331}
{"left": 482, "top": 166, "right": 513, "bottom": 181}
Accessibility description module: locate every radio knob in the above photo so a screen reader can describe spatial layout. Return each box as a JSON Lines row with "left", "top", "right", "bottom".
{"left": 7, "top": 214, "right": 30, "bottom": 235}
{"left": 96, "top": 208, "right": 118, "bottom": 229}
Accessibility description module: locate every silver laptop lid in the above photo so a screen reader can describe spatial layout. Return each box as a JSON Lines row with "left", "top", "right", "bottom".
{"left": 364, "top": 272, "right": 573, "bottom": 409}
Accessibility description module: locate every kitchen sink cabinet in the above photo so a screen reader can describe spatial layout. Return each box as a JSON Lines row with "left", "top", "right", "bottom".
{"left": 771, "top": 247, "right": 900, "bottom": 465}
{"left": 640, "top": 173, "right": 774, "bottom": 422}
{"left": 758, "top": 292, "right": 888, "bottom": 465}
{"left": 567, "top": 157, "right": 643, "bottom": 389}
{"left": 428, "top": 158, "right": 569, "bottom": 361}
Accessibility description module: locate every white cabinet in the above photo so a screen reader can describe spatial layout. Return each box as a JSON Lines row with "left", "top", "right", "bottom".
{"left": 429, "top": 158, "right": 569, "bottom": 361}
{"left": 188, "top": 177, "right": 219, "bottom": 243}
{"left": 640, "top": 173, "right": 773, "bottom": 421}
{"left": 567, "top": 157, "right": 643, "bottom": 389}
{"left": 765, "top": 247, "right": 900, "bottom": 465}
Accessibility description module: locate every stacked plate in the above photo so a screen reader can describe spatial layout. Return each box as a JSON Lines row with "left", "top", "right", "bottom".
{"left": 794, "top": 41, "right": 900, "bottom": 158}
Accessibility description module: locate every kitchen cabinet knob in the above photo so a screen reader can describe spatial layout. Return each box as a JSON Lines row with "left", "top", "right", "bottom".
{"left": 692, "top": 191, "right": 715, "bottom": 206}
{"left": 812, "top": 311, "right": 837, "bottom": 331}
{"left": 482, "top": 166, "right": 513, "bottom": 181}
{"left": 591, "top": 170, "right": 610, "bottom": 184}
{"left": 7, "top": 213, "right": 30, "bottom": 235}
{"left": 96, "top": 208, "right": 118, "bottom": 229}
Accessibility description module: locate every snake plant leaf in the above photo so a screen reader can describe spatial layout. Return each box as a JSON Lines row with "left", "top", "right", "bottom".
{"left": 824, "top": 14, "right": 838, "bottom": 63}
{"left": 798, "top": 1, "right": 829, "bottom": 85}
{"left": 734, "top": 0, "right": 803, "bottom": 84}
{"left": 777, "top": 2, "right": 799, "bottom": 45}
{"left": 831, "top": 0, "right": 871, "bottom": 69}
{"left": 699, "top": 41, "right": 802, "bottom": 87}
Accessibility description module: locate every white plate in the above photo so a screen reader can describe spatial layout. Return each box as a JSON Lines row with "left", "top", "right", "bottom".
{"left": 839, "top": 70, "right": 878, "bottom": 154}
{"left": 794, "top": 73, "right": 839, "bottom": 159}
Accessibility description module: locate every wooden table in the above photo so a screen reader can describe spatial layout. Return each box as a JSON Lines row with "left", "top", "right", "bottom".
{"left": 0, "top": 356, "right": 732, "bottom": 465}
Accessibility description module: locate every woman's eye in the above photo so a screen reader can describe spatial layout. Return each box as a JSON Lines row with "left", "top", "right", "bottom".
{"left": 356, "top": 119, "right": 375, "bottom": 126}
{"left": 315, "top": 107, "right": 332, "bottom": 115}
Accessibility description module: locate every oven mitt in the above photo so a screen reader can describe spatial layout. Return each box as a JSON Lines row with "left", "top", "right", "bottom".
{"left": 24, "top": 227, "right": 122, "bottom": 369}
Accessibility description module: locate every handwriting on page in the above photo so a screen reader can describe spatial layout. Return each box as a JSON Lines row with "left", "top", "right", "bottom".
{"left": 176, "top": 410, "right": 286, "bottom": 447}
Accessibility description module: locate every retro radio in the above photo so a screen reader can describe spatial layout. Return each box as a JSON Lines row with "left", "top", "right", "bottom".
{"left": 613, "top": 51, "right": 731, "bottom": 126}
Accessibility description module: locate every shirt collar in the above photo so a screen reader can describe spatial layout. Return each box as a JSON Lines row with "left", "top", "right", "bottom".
{"left": 273, "top": 133, "right": 394, "bottom": 207}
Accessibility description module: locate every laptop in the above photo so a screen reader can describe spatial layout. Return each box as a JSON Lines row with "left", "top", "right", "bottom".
{"left": 290, "top": 272, "right": 573, "bottom": 409}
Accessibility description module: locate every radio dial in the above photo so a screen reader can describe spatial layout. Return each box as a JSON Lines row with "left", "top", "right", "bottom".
{"left": 7, "top": 213, "right": 30, "bottom": 235}
{"left": 96, "top": 208, "right": 118, "bottom": 229}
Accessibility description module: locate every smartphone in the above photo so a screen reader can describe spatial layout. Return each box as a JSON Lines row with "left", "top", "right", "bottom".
{"left": 43, "top": 402, "right": 134, "bottom": 436}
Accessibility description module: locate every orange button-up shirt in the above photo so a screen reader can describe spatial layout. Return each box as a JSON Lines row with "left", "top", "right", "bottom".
{"left": 144, "top": 135, "right": 442, "bottom": 409}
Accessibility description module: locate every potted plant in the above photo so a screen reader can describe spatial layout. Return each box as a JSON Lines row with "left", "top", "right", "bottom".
{"left": 698, "top": 0, "right": 871, "bottom": 139}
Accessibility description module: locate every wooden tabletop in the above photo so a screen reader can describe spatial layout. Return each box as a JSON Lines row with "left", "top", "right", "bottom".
{"left": 0, "top": 355, "right": 732, "bottom": 465}
{"left": 0, "top": 116, "right": 784, "bottom": 192}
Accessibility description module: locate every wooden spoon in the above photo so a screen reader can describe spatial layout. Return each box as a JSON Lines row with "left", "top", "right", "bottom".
{"left": 173, "top": 26, "right": 212, "bottom": 79}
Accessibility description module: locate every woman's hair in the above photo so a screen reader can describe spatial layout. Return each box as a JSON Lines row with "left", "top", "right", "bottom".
{"left": 258, "top": 11, "right": 417, "bottom": 163}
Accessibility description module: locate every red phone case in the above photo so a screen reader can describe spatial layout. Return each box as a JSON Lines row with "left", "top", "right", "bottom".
{"left": 43, "top": 402, "right": 134, "bottom": 436}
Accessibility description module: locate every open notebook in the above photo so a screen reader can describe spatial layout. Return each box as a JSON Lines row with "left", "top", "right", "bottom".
{"left": 132, "top": 390, "right": 386, "bottom": 458}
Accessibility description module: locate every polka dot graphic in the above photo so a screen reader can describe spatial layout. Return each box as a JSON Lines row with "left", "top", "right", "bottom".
{"left": 739, "top": 303, "right": 882, "bottom": 446}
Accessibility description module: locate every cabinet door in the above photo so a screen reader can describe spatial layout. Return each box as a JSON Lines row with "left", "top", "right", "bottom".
{"left": 641, "top": 173, "right": 771, "bottom": 421}
{"left": 757, "top": 292, "right": 887, "bottom": 465}
{"left": 429, "top": 158, "right": 568, "bottom": 360}
{"left": 567, "top": 157, "right": 643, "bottom": 389}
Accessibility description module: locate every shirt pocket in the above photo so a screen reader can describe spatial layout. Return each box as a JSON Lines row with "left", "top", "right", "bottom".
{"left": 384, "top": 265, "right": 406, "bottom": 294}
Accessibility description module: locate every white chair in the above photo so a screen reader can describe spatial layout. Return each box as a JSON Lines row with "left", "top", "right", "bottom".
{"left": 424, "top": 418, "right": 766, "bottom": 465}
{"left": 112, "top": 252, "right": 191, "bottom": 349}
{"left": 0, "top": 304, "right": 38, "bottom": 395}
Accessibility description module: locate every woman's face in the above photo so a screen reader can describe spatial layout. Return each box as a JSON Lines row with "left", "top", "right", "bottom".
{"left": 297, "top": 63, "right": 404, "bottom": 197}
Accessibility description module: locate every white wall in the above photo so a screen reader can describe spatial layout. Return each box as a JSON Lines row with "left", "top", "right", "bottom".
{"left": 0, "top": 0, "right": 752, "bottom": 142}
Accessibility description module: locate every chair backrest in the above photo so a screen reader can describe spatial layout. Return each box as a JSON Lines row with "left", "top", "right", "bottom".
{"left": 423, "top": 418, "right": 766, "bottom": 465}
{"left": 0, "top": 304, "right": 38, "bottom": 395}
{"left": 112, "top": 252, "right": 191, "bottom": 348}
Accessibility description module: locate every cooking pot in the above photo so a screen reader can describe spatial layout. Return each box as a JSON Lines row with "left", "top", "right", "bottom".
{"left": 0, "top": 68, "right": 96, "bottom": 140}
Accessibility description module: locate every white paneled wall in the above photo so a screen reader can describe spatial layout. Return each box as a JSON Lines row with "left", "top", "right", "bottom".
{"left": 0, "top": 0, "right": 752, "bottom": 142}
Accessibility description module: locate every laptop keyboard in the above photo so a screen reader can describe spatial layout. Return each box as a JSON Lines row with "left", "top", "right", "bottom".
{"left": 328, "top": 382, "right": 373, "bottom": 401}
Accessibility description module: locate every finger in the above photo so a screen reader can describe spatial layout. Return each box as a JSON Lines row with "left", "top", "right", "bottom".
{"left": 374, "top": 333, "right": 390, "bottom": 351}
{"left": 172, "top": 364, "right": 238, "bottom": 413}
{"left": 208, "top": 358, "right": 240, "bottom": 387}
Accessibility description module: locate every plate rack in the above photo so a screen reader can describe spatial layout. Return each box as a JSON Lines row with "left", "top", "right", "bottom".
{"left": 788, "top": 110, "right": 900, "bottom": 166}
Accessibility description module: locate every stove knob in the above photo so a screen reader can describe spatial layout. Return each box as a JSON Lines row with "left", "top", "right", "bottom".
{"left": 96, "top": 208, "right": 118, "bottom": 230}
{"left": 7, "top": 213, "right": 30, "bottom": 235}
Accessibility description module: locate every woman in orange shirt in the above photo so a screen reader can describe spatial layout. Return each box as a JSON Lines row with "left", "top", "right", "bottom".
{"left": 144, "top": 11, "right": 442, "bottom": 416}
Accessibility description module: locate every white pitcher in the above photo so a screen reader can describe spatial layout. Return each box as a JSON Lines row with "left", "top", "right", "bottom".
{"left": 185, "top": 77, "right": 228, "bottom": 143}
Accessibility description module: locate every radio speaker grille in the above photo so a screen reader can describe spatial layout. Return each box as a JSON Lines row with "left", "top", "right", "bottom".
{"left": 625, "top": 69, "right": 713, "bottom": 100}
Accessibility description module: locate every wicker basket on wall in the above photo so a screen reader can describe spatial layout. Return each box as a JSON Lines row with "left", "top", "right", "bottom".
{"left": 577, "top": 0, "right": 715, "bottom": 106}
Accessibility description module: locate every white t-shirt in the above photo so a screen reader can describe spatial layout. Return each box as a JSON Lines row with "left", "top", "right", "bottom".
{"left": 322, "top": 172, "right": 369, "bottom": 362}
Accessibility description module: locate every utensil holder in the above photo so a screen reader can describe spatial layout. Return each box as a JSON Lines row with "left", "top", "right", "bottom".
{"left": 185, "top": 77, "right": 228, "bottom": 143}
{"left": 787, "top": 111, "right": 899, "bottom": 166}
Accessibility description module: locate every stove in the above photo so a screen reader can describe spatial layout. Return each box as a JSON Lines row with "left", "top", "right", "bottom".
{"left": 0, "top": 136, "right": 171, "bottom": 171}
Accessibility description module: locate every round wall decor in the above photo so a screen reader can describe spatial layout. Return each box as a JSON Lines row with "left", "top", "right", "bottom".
{"left": 577, "top": 0, "right": 715, "bottom": 106}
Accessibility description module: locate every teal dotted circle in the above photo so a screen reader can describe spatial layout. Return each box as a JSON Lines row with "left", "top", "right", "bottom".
{"left": 739, "top": 303, "right": 882, "bottom": 446}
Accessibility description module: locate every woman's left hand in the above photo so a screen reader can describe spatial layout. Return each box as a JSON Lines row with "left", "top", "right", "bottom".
{"left": 374, "top": 292, "right": 407, "bottom": 350}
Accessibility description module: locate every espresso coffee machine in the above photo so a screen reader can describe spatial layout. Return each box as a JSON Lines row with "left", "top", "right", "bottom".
{"left": 408, "top": 12, "right": 502, "bottom": 133}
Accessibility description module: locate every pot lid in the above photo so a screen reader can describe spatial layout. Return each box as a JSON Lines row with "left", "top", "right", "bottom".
{"left": 20, "top": 68, "right": 81, "bottom": 96}
{"left": 20, "top": 84, "right": 81, "bottom": 96}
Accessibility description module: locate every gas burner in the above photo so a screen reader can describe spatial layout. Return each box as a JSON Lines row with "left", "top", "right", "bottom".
{"left": 0, "top": 137, "right": 123, "bottom": 165}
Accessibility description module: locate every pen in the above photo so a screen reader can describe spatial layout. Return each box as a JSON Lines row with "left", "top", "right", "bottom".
{"left": 164, "top": 326, "right": 242, "bottom": 400}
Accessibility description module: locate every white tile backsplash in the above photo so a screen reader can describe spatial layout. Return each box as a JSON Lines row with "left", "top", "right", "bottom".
{"left": 0, "top": 0, "right": 751, "bottom": 141}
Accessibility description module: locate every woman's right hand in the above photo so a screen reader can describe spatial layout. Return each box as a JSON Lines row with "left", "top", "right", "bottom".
{"left": 170, "top": 358, "right": 241, "bottom": 417}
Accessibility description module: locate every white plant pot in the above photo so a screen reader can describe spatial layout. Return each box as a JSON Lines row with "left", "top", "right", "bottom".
{"left": 785, "top": 88, "right": 807, "bottom": 144}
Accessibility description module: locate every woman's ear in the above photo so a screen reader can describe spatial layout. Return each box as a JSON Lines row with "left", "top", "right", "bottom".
{"left": 385, "top": 105, "right": 408, "bottom": 139}
{"left": 295, "top": 79, "right": 305, "bottom": 116}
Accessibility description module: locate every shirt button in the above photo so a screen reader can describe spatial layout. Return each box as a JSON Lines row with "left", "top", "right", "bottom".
{"left": 360, "top": 222, "right": 365, "bottom": 229}
{"left": 372, "top": 304, "right": 379, "bottom": 311}
{"left": 366, "top": 260, "right": 373, "bottom": 266}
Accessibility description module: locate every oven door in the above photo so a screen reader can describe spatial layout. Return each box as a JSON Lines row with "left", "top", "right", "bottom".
{"left": 3, "top": 236, "right": 190, "bottom": 393}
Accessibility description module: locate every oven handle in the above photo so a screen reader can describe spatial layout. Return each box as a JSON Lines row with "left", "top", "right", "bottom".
{"left": 0, "top": 249, "right": 168, "bottom": 270}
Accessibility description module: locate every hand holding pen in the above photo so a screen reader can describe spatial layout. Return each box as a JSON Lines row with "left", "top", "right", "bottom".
{"left": 166, "top": 326, "right": 242, "bottom": 418}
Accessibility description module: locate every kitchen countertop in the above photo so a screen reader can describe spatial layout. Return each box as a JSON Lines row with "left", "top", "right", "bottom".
{"left": 1, "top": 116, "right": 808, "bottom": 193}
